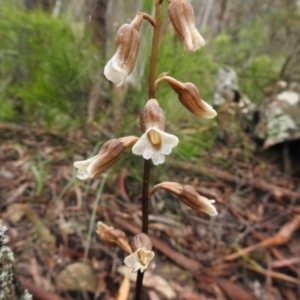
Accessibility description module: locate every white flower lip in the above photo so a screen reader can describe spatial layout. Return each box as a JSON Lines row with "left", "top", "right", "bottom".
{"left": 73, "top": 156, "right": 98, "bottom": 180}
{"left": 124, "top": 248, "right": 155, "bottom": 273}
{"left": 73, "top": 139, "right": 127, "bottom": 181}
{"left": 104, "top": 22, "right": 140, "bottom": 86}
{"left": 132, "top": 128, "right": 179, "bottom": 165}
{"left": 198, "top": 197, "right": 218, "bottom": 216}
{"left": 201, "top": 101, "right": 217, "bottom": 119}
{"left": 181, "top": 17, "right": 205, "bottom": 52}
{"left": 168, "top": 0, "right": 205, "bottom": 52}
{"left": 104, "top": 54, "right": 129, "bottom": 86}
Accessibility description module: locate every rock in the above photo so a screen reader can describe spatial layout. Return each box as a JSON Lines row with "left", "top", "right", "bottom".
{"left": 254, "top": 82, "right": 300, "bottom": 174}
{"left": 255, "top": 84, "right": 300, "bottom": 149}
{"left": 0, "top": 224, "right": 32, "bottom": 300}
{"left": 213, "top": 67, "right": 256, "bottom": 125}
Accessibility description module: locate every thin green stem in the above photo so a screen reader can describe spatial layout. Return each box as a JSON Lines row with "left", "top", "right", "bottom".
{"left": 84, "top": 174, "right": 108, "bottom": 261}
{"left": 135, "top": 1, "right": 162, "bottom": 299}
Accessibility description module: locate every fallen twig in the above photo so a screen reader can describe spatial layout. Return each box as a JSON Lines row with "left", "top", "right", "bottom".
{"left": 223, "top": 215, "right": 300, "bottom": 261}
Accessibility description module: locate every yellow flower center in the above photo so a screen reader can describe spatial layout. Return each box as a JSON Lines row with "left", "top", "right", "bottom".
{"left": 137, "top": 250, "right": 147, "bottom": 266}
{"left": 147, "top": 129, "right": 161, "bottom": 149}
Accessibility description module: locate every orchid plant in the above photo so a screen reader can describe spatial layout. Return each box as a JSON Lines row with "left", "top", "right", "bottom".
{"left": 74, "top": 0, "right": 218, "bottom": 299}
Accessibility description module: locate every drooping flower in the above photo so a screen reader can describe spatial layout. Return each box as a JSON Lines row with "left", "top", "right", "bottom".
{"left": 74, "top": 136, "right": 138, "bottom": 180}
{"left": 104, "top": 14, "right": 143, "bottom": 86}
{"left": 168, "top": 0, "right": 205, "bottom": 52}
{"left": 155, "top": 74, "right": 217, "bottom": 118}
{"left": 124, "top": 233, "right": 155, "bottom": 273}
{"left": 132, "top": 99, "right": 179, "bottom": 165}
{"left": 149, "top": 182, "right": 218, "bottom": 216}
{"left": 96, "top": 222, "right": 132, "bottom": 254}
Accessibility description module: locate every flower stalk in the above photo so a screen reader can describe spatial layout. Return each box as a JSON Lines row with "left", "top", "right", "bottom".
{"left": 135, "top": 1, "right": 163, "bottom": 298}
{"left": 74, "top": 0, "right": 218, "bottom": 299}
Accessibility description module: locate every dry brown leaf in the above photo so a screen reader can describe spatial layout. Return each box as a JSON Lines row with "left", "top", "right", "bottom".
{"left": 117, "top": 274, "right": 130, "bottom": 300}
{"left": 57, "top": 262, "right": 97, "bottom": 293}
{"left": 5, "top": 203, "right": 27, "bottom": 223}
{"left": 94, "top": 272, "right": 107, "bottom": 300}
{"left": 171, "top": 281, "right": 214, "bottom": 300}
{"left": 224, "top": 214, "right": 300, "bottom": 261}
{"left": 5, "top": 203, "right": 56, "bottom": 246}
{"left": 20, "top": 277, "right": 63, "bottom": 300}
{"left": 3, "top": 183, "right": 29, "bottom": 207}
{"left": 118, "top": 266, "right": 176, "bottom": 299}
{"left": 215, "top": 277, "right": 259, "bottom": 300}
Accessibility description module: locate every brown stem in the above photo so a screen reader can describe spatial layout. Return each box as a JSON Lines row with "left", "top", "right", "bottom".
{"left": 135, "top": 271, "right": 144, "bottom": 300}
{"left": 135, "top": 1, "right": 162, "bottom": 299}
{"left": 140, "top": 12, "right": 156, "bottom": 27}
{"left": 141, "top": 159, "right": 151, "bottom": 234}
{"left": 154, "top": 72, "right": 168, "bottom": 89}
{"left": 148, "top": 0, "right": 162, "bottom": 99}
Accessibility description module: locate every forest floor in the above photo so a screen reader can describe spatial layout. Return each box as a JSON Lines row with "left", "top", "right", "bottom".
{"left": 1, "top": 122, "right": 300, "bottom": 300}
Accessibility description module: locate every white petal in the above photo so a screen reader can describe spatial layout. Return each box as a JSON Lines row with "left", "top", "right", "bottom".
{"left": 139, "top": 265, "right": 147, "bottom": 273}
{"left": 74, "top": 157, "right": 95, "bottom": 180}
{"left": 104, "top": 55, "right": 127, "bottom": 86}
{"left": 160, "top": 145, "right": 172, "bottom": 155}
{"left": 76, "top": 173, "right": 91, "bottom": 180}
{"left": 201, "top": 100, "right": 217, "bottom": 119}
{"left": 182, "top": 19, "right": 205, "bottom": 52}
{"left": 133, "top": 262, "right": 142, "bottom": 273}
{"left": 206, "top": 204, "right": 218, "bottom": 216}
{"left": 73, "top": 157, "right": 93, "bottom": 170}
{"left": 151, "top": 152, "right": 165, "bottom": 165}
{"left": 182, "top": 19, "right": 194, "bottom": 52}
{"left": 143, "top": 148, "right": 154, "bottom": 160}
{"left": 132, "top": 132, "right": 151, "bottom": 155}
{"left": 155, "top": 129, "right": 179, "bottom": 155}
{"left": 124, "top": 252, "right": 139, "bottom": 269}
{"left": 156, "top": 129, "right": 179, "bottom": 146}
{"left": 197, "top": 195, "right": 218, "bottom": 216}
{"left": 190, "top": 26, "right": 205, "bottom": 50}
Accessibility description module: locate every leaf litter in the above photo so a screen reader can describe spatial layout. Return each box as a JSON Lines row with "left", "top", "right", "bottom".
{"left": 1, "top": 123, "right": 300, "bottom": 300}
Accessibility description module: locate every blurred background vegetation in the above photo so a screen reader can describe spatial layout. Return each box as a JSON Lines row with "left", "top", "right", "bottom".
{"left": 0, "top": 0, "right": 300, "bottom": 159}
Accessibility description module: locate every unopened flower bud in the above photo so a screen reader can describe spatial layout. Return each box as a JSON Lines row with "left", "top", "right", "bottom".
{"left": 160, "top": 76, "right": 217, "bottom": 118}
{"left": 124, "top": 233, "right": 155, "bottom": 273}
{"left": 104, "top": 14, "right": 143, "bottom": 86}
{"left": 74, "top": 136, "right": 138, "bottom": 180}
{"left": 149, "top": 182, "right": 218, "bottom": 216}
{"left": 96, "top": 222, "right": 132, "bottom": 254}
{"left": 140, "top": 99, "right": 166, "bottom": 132}
{"left": 168, "top": 0, "right": 205, "bottom": 52}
